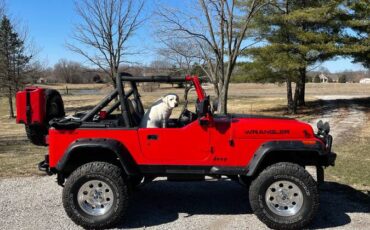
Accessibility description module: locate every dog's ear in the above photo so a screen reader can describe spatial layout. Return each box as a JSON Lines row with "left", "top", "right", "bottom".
{"left": 162, "top": 95, "right": 169, "bottom": 106}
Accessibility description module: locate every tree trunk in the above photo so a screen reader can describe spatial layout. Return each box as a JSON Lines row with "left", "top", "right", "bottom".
{"left": 217, "top": 76, "right": 230, "bottom": 115}
{"left": 213, "top": 82, "right": 220, "bottom": 98}
{"left": 286, "top": 79, "right": 294, "bottom": 113}
{"left": 218, "top": 87, "right": 228, "bottom": 115}
{"left": 297, "top": 67, "right": 306, "bottom": 106}
{"left": 8, "top": 86, "right": 14, "bottom": 118}
{"left": 292, "top": 82, "right": 299, "bottom": 114}
{"left": 286, "top": 79, "right": 299, "bottom": 114}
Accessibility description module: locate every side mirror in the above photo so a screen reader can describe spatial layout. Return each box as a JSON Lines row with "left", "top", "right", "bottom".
{"left": 196, "top": 96, "right": 210, "bottom": 117}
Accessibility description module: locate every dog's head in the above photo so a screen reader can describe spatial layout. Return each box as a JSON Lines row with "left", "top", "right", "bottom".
{"left": 162, "top": 94, "right": 179, "bottom": 109}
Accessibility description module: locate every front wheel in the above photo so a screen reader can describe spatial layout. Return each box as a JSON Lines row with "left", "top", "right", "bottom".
{"left": 62, "top": 162, "right": 129, "bottom": 229}
{"left": 249, "top": 162, "right": 319, "bottom": 230}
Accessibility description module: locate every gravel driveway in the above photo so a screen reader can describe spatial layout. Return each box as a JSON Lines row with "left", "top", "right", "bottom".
{"left": 0, "top": 176, "right": 369, "bottom": 230}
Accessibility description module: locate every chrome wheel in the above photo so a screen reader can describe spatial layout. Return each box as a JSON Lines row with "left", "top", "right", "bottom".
{"left": 265, "top": 180, "right": 304, "bottom": 217}
{"left": 77, "top": 180, "right": 114, "bottom": 216}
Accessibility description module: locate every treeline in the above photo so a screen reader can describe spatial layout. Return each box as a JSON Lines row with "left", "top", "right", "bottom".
{"left": 37, "top": 59, "right": 105, "bottom": 84}
{"left": 232, "top": 67, "right": 369, "bottom": 84}
{"left": 36, "top": 58, "right": 206, "bottom": 84}
{"left": 1, "top": 0, "right": 369, "bottom": 117}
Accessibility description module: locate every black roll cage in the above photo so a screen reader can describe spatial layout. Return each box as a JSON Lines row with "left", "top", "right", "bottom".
{"left": 80, "top": 72, "right": 189, "bottom": 128}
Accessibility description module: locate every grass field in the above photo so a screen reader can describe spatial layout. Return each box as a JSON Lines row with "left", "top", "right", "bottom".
{"left": 0, "top": 82, "right": 369, "bottom": 192}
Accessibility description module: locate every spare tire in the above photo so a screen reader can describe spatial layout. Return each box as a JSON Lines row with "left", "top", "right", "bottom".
{"left": 25, "top": 89, "right": 65, "bottom": 146}
{"left": 25, "top": 124, "right": 48, "bottom": 146}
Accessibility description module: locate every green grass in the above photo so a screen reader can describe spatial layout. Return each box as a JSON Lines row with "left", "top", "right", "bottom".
{"left": 327, "top": 129, "right": 370, "bottom": 190}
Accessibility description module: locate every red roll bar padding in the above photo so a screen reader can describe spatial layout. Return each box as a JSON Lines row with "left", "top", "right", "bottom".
{"left": 186, "top": 75, "right": 206, "bottom": 100}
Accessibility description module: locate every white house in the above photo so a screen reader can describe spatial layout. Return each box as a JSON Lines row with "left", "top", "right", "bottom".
{"left": 359, "top": 78, "right": 370, "bottom": 84}
{"left": 319, "top": 73, "right": 328, "bottom": 83}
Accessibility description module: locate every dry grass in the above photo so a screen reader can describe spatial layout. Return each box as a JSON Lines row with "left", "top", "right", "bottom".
{"left": 1, "top": 82, "right": 370, "bottom": 188}
{"left": 0, "top": 99, "right": 46, "bottom": 177}
{"left": 326, "top": 110, "right": 370, "bottom": 190}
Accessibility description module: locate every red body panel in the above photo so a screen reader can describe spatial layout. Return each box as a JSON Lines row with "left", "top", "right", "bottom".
{"left": 48, "top": 129, "right": 142, "bottom": 167}
{"left": 16, "top": 87, "right": 45, "bottom": 124}
{"left": 48, "top": 116, "right": 319, "bottom": 168}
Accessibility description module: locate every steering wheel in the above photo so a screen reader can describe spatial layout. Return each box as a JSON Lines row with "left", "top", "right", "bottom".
{"left": 178, "top": 98, "right": 192, "bottom": 126}
{"left": 178, "top": 86, "right": 196, "bottom": 126}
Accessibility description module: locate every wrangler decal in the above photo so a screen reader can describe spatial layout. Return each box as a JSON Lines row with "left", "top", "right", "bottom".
{"left": 245, "top": 129, "right": 290, "bottom": 135}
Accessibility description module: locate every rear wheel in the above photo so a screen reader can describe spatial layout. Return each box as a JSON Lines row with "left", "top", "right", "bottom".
{"left": 249, "top": 162, "right": 319, "bottom": 229}
{"left": 62, "top": 162, "right": 129, "bottom": 229}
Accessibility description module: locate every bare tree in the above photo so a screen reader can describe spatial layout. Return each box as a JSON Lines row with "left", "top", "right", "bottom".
{"left": 148, "top": 59, "right": 172, "bottom": 75}
{"left": 67, "top": 0, "right": 144, "bottom": 86}
{"left": 54, "top": 59, "right": 84, "bottom": 83}
{"left": 157, "top": 39, "right": 201, "bottom": 74}
{"left": 157, "top": 0, "right": 267, "bottom": 114}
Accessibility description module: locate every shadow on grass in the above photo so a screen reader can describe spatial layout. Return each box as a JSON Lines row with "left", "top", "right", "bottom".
{"left": 261, "top": 97, "right": 370, "bottom": 116}
{"left": 119, "top": 180, "right": 369, "bottom": 229}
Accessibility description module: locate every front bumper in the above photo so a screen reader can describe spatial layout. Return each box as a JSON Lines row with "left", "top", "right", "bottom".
{"left": 320, "top": 151, "right": 337, "bottom": 166}
{"left": 316, "top": 133, "right": 335, "bottom": 166}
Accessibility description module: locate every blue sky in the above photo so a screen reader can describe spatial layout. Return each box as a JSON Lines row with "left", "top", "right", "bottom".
{"left": 6, "top": 0, "right": 367, "bottom": 73}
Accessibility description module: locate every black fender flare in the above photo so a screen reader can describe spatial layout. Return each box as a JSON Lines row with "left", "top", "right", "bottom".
{"left": 56, "top": 138, "right": 139, "bottom": 176}
{"left": 246, "top": 141, "right": 325, "bottom": 176}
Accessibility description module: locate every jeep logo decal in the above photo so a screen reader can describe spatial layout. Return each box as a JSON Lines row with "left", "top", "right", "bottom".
{"left": 245, "top": 130, "right": 290, "bottom": 135}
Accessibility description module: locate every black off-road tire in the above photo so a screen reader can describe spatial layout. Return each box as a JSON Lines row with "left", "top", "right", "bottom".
{"left": 62, "top": 162, "right": 129, "bottom": 229}
{"left": 249, "top": 162, "right": 319, "bottom": 230}
{"left": 45, "top": 89, "right": 65, "bottom": 121}
{"left": 25, "top": 124, "right": 48, "bottom": 146}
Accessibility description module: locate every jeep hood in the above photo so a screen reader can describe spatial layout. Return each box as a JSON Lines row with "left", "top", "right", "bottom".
{"left": 220, "top": 114, "right": 315, "bottom": 139}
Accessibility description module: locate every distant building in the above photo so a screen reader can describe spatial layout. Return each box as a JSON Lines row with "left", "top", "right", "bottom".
{"left": 37, "top": 78, "right": 47, "bottom": 84}
{"left": 359, "top": 78, "right": 370, "bottom": 84}
{"left": 319, "top": 73, "right": 328, "bottom": 83}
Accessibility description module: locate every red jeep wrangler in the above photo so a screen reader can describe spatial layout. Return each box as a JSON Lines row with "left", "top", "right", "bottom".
{"left": 16, "top": 73, "right": 336, "bottom": 229}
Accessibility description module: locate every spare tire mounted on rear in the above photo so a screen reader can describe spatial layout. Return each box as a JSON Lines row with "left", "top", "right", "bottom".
{"left": 25, "top": 89, "right": 65, "bottom": 146}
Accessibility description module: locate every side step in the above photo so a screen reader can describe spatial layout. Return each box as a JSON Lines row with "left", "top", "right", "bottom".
{"left": 167, "top": 175, "right": 205, "bottom": 181}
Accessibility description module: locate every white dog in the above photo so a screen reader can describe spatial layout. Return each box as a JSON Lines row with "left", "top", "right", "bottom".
{"left": 140, "top": 94, "right": 179, "bottom": 128}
